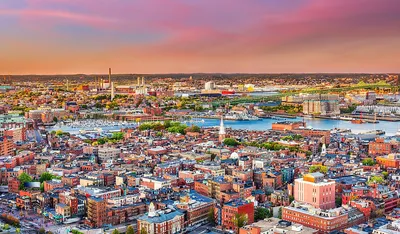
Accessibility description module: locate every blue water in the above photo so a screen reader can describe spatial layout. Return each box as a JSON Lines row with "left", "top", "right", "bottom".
{"left": 49, "top": 118, "right": 398, "bottom": 136}
{"left": 196, "top": 118, "right": 399, "bottom": 136}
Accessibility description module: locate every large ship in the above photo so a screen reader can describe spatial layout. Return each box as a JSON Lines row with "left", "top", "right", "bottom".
{"left": 221, "top": 90, "right": 236, "bottom": 95}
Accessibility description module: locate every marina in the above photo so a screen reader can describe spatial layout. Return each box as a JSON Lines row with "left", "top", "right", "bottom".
{"left": 48, "top": 116, "right": 400, "bottom": 136}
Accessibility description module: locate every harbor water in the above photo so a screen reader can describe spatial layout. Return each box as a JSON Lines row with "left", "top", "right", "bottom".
{"left": 49, "top": 117, "right": 399, "bottom": 136}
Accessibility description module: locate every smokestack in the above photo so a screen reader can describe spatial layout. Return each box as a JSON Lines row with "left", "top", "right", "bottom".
{"left": 108, "top": 68, "right": 111, "bottom": 84}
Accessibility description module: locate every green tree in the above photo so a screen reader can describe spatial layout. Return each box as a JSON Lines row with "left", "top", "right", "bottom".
{"left": 232, "top": 213, "right": 248, "bottom": 233}
{"left": 3, "top": 224, "right": 9, "bottom": 230}
{"left": 210, "top": 153, "right": 217, "bottom": 161}
{"left": 186, "top": 125, "right": 201, "bottom": 133}
{"left": 369, "top": 175, "right": 384, "bottom": 184}
{"left": 336, "top": 197, "right": 342, "bottom": 207}
{"left": 223, "top": 138, "right": 239, "bottom": 147}
{"left": 18, "top": 172, "right": 32, "bottom": 190}
{"left": 111, "top": 132, "right": 124, "bottom": 140}
{"left": 382, "top": 171, "right": 389, "bottom": 179}
{"left": 126, "top": 225, "right": 135, "bottom": 234}
{"left": 309, "top": 165, "right": 328, "bottom": 174}
{"left": 164, "top": 120, "right": 172, "bottom": 128}
{"left": 112, "top": 229, "right": 120, "bottom": 234}
{"left": 38, "top": 227, "right": 46, "bottom": 234}
{"left": 39, "top": 172, "right": 55, "bottom": 183}
{"left": 16, "top": 228, "right": 20, "bottom": 234}
{"left": 255, "top": 207, "right": 271, "bottom": 221}
{"left": 140, "top": 229, "right": 148, "bottom": 234}
{"left": 278, "top": 207, "right": 282, "bottom": 219}
{"left": 362, "top": 158, "right": 376, "bottom": 166}
{"left": 208, "top": 207, "right": 216, "bottom": 225}
{"left": 55, "top": 130, "right": 64, "bottom": 136}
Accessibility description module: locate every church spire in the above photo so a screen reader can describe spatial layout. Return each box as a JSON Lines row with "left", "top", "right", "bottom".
{"left": 219, "top": 116, "right": 226, "bottom": 142}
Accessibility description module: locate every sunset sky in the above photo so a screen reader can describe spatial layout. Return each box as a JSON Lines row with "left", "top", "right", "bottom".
{"left": 0, "top": 0, "right": 399, "bottom": 74}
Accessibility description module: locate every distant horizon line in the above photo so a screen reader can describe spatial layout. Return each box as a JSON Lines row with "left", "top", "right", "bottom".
{"left": 1, "top": 72, "right": 399, "bottom": 76}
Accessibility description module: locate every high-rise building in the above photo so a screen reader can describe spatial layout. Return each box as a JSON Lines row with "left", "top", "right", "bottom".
{"left": 205, "top": 81, "right": 215, "bottom": 90}
{"left": 294, "top": 172, "right": 335, "bottom": 210}
{"left": 303, "top": 100, "right": 340, "bottom": 116}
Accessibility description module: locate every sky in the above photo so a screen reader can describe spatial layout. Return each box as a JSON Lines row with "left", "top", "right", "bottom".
{"left": 0, "top": 0, "right": 399, "bottom": 74}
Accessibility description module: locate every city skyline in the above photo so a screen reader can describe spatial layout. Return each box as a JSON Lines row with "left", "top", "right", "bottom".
{"left": 1, "top": 0, "right": 400, "bottom": 74}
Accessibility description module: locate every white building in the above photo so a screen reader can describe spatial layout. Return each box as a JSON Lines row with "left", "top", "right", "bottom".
{"left": 98, "top": 147, "right": 121, "bottom": 163}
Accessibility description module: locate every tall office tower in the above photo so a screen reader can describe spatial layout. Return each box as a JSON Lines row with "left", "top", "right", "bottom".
{"left": 137, "top": 77, "right": 141, "bottom": 86}
{"left": 142, "top": 77, "right": 145, "bottom": 86}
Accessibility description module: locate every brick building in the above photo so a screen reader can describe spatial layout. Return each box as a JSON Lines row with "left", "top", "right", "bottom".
{"left": 271, "top": 121, "right": 306, "bottom": 131}
{"left": 283, "top": 203, "right": 366, "bottom": 233}
{"left": 294, "top": 172, "right": 335, "bottom": 210}
{"left": 221, "top": 200, "right": 254, "bottom": 231}
{"left": 86, "top": 197, "right": 107, "bottom": 228}
{"left": 368, "top": 138, "right": 396, "bottom": 156}
{"left": 376, "top": 154, "right": 400, "bottom": 169}
{"left": 0, "top": 137, "right": 15, "bottom": 156}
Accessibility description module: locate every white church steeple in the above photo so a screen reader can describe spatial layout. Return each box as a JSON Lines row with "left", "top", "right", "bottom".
{"left": 219, "top": 116, "right": 226, "bottom": 142}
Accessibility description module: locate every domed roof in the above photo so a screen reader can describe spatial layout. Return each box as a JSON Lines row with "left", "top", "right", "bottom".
{"left": 230, "top": 152, "right": 239, "bottom": 159}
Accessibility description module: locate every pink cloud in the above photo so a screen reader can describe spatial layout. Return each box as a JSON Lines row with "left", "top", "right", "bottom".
{"left": 0, "top": 8, "right": 118, "bottom": 29}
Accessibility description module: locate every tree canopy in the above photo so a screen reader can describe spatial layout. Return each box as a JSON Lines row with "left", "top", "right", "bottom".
{"left": 223, "top": 138, "right": 240, "bottom": 147}
{"left": 18, "top": 172, "right": 32, "bottom": 190}
{"left": 362, "top": 158, "right": 376, "bottom": 166}
{"left": 255, "top": 207, "right": 272, "bottom": 221}
{"left": 309, "top": 165, "right": 328, "bottom": 174}
{"left": 126, "top": 226, "right": 135, "bottom": 234}
{"left": 232, "top": 213, "right": 248, "bottom": 231}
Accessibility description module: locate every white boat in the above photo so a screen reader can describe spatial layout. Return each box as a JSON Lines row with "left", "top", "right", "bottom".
{"left": 340, "top": 116, "right": 354, "bottom": 121}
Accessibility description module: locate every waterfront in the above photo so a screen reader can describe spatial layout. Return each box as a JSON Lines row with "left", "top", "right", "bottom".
{"left": 49, "top": 117, "right": 399, "bottom": 136}
{"left": 196, "top": 117, "right": 399, "bottom": 136}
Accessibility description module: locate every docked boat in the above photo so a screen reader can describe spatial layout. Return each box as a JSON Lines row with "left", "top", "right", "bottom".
{"left": 351, "top": 119, "right": 365, "bottom": 124}
{"left": 224, "top": 112, "right": 260, "bottom": 121}
{"left": 221, "top": 90, "right": 236, "bottom": 95}
{"left": 340, "top": 116, "right": 354, "bottom": 121}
